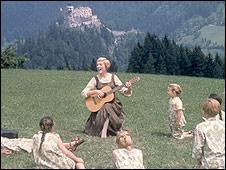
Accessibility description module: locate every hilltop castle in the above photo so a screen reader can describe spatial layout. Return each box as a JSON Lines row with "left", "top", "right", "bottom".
{"left": 59, "top": 4, "right": 102, "bottom": 28}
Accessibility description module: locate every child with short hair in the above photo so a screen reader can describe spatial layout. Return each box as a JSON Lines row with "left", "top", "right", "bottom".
{"left": 167, "top": 83, "right": 188, "bottom": 139}
{"left": 112, "top": 130, "right": 145, "bottom": 169}
{"left": 192, "top": 98, "right": 225, "bottom": 169}
{"left": 208, "top": 93, "right": 225, "bottom": 122}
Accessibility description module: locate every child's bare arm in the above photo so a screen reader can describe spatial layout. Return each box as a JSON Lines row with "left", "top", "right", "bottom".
{"left": 57, "top": 139, "right": 84, "bottom": 164}
{"left": 175, "top": 109, "right": 183, "bottom": 128}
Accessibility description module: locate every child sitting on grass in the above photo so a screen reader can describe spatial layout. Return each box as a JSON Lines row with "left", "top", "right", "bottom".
{"left": 192, "top": 98, "right": 225, "bottom": 169}
{"left": 208, "top": 93, "right": 225, "bottom": 122}
{"left": 32, "top": 116, "right": 85, "bottom": 169}
{"left": 112, "top": 130, "right": 145, "bottom": 169}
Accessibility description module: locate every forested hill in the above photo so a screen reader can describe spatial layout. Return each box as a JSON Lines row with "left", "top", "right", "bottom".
{"left": 1, "top": 1, "right": 225, "bottom": 56}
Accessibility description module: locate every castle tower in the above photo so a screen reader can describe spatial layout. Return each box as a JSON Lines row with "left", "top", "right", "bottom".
{"left": 66, "top": 4, "right": 74, "bottom": 14}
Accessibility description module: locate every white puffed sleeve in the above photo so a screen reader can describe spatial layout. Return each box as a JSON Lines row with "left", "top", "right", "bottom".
{"left": 81, "top": 77, "right": 96, "bottom": 98}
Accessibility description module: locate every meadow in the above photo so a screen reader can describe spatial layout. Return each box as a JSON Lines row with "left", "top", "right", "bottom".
{"left": 1, "top": 69, "right": 225, "bottom": 169}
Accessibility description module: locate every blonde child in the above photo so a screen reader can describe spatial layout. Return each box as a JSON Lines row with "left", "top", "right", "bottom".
{"left": 192, "top": 98, "right": 225, "bottom": 169}
{"left": 112, "top": 130, "right": 145, "bottom": 169}
{"left": 167, "top": 83, "right": 187, "bottom": 139}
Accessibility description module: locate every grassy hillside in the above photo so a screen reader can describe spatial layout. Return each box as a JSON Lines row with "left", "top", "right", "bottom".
{"left": 199, "top": 25, "right": 225, "bottom": 45}
{"left": 1, "top": 69, "right": 225, "bottom": 169}
{"left": 178, "top": 24, "right": 225, "bottom": 57}
{"left": 200, "top": 25, "right": 225, "bottom": 57}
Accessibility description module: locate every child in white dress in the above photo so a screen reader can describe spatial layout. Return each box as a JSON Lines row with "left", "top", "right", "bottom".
{"left": 112, "top": 130, "right": 145, "bottom": 169}
{"left": 32, "top": 116, "right": 85, "bottom": 169}
{"left": 167, "top": 83, "right": 188, "bottom": 139}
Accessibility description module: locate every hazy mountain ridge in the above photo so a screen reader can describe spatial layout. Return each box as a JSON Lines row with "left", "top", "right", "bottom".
{"left": 1, "top": 1, "right": 225, "bottom": 56}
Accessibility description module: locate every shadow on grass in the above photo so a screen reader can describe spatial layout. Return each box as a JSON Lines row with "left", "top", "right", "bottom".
{"left": 151, "top": 131, "right": 171, "bottom": 138}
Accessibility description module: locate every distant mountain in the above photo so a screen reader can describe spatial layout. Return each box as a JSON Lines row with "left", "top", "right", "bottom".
{"left": 14, "top": 6, "right": 145, "bottom": 71}
{"left": 1, "top": 1, "right": 225, "bottom": 57}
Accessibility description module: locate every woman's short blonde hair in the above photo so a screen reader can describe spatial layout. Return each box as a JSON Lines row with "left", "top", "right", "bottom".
{"left": 96, "top": 56, "right": 111, "bottom": 70}
{"left": 202, "top": 98, "right": 220, "bottom": 117}
{"left": 168, "top": 83, "right": 182, "bottom": 95}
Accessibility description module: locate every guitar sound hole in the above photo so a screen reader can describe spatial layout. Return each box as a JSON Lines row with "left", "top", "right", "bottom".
{"left": 92, "top": 97, "right": 97, "bottom": 105}
{"left": 103, "top": 92, "right": 107, "bottom": 98}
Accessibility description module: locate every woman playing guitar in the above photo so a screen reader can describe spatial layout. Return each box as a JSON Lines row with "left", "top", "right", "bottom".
{"left": 81, "top": 56, "right": 132, "bottom": 138}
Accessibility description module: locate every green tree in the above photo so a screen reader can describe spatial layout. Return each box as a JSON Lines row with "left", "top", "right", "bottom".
{"left": 144, "top": 52, "right": 156, "bottom": 73}
{"left": 177, "top": 45, "right": 191, "bottom": 76}
{"left": 127, "top": 42, "right": 145, "bottom": 73}
{"left": 1, "top": 44, "right": 27, "bottom": 68}
{"left": 162, "top": 36, "right": 178, "bottom": 75}
{"left": 143, "top": 32, "right": 153, "bottom": 66}
{"left": 203, "top": 53, "right": 214, "bottom": 78}
{"left": 155, "top": 54, "right": 167, "bottom": 74}
{"left": 212, "top": 53, "right": 224, "bottom": 78}
{"left": 189, "top": 46, "right": 206, "bottom": 77}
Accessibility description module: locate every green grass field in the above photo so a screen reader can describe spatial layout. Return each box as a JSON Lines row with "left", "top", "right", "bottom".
{"left": 1, "top": 69, "right": 225, "bottom": 169}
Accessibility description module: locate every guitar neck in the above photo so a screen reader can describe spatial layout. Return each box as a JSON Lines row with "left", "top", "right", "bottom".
{"left": 106, "top": 84, "right": 124, "bottom": 95}
{"left": 105, "top": 76, "right": 140, "bottom": 96}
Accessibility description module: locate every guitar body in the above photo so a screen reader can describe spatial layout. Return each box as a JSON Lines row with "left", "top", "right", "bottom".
{"left": 85, "top": 85, "right": 115, "bottom": 112}
{"left": 85, "top": 76, "right": 140, "bottom": 112}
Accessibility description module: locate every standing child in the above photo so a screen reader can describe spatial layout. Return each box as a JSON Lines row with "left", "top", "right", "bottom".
{"left": 192, "top": 98, "right": 225, "bottom": 169}
{"left": 167, "top": 83, "right": 187, "bottom": 139}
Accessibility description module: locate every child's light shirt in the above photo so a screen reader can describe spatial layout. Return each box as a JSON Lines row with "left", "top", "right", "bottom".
{"left": 192, "top": 117, "right": 225, "bottom": 169}
{"left": 32, "top": 131, "right": 75, "bottom": 169}
{"left": 168, "top": 96, "right": 186, "bottom": 127}
{"left": 113, "top": 148, "right": 145, "bottom": 169}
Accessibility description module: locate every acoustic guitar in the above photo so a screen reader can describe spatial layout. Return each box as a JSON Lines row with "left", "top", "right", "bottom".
{"left": 85, "top": 76, "right": 140, "bottom": 112}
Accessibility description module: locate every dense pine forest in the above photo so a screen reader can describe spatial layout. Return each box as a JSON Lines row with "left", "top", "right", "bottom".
{"left": 127, "top": 33, "right": 224, "bottom": 79}
{"left": 1, "top": 19, "right": 224, "bottom": 79}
